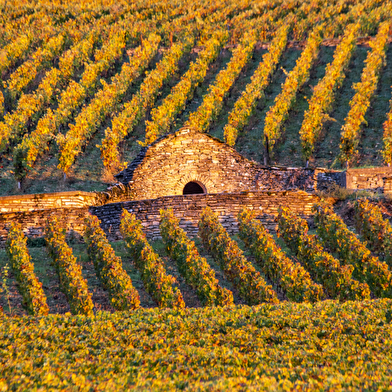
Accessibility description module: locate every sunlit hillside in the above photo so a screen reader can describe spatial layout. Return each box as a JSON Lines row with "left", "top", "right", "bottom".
{"left": 0, "top": 0, "right": 391, "bottom": 195}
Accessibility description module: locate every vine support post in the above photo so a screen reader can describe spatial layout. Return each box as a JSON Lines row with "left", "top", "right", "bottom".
{"left": 264, "top": 135, "right": 270, "bottom": 166}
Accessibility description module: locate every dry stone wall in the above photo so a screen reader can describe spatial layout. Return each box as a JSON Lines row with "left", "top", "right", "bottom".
{"left": 383, "top": 177, "right": 392, "bottom": 195}
{"left": 90, "top": 190, "right": 326, "bottom": 241}
{"left": 0, "top": 207, "right": 89, "bottom": 246}
{"left": 0, "top": 191, "right": 327, "bottom": 246}
{"left": 344, "top": 167, "right": 392, "bottom": 190}
{"left": 315, "top": 171, "right": 345, "bottom": 191}
{"left": 0, "top": 191, "right": 97, "bottom": 213}
{"left": 115, "top": 128, "right": 322, "bottom": 200}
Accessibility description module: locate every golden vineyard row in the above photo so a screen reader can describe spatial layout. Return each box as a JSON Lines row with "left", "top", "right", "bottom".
{"left": 0, "top": 0, "right": 391, "bottom": 182}
{"left": 3, "top": 201, "right": 392, "bottom": 316}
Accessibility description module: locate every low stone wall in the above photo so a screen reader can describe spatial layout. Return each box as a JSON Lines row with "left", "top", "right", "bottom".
{"left": 316, "top": 170, "right": 345, "bottom": 190}
{"left": 344, "top": 167, "right": 392, "bottom": 190}
{"left": 0, "top": 191, "right": 97, "bottom": 213}
{"left": 0, "top": 208, "right": 90, "bottom": 246}
{"left": 90, "top": 190, "right": 327, "bottom": 241}
{"left": 384, "top": 177, "right": 392, "bottom": 195}
{"left": 0, "top": 190, "right": 328, "bottom": 246}
{"left": 254, "top": 167, "right": 317, "bottom": 192}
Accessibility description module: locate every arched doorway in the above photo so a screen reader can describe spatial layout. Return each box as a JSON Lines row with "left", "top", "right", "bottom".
{"left": 183, "top": 181, "right": 206, "bottom": 195}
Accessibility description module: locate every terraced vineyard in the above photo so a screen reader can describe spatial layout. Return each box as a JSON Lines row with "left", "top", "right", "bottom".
{"left": 0, "top": 0, "right": 392, "bottom": 195}
{"left": 2, "top": 1, "right": 392, "bottom": 388}
{"left": 2, "top": 203, "right": 392, "bottom": 389}
{"left": 2, "top": 203, "right": 392, "bottom": 316}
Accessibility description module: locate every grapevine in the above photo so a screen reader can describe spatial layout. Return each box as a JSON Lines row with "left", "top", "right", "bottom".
{"left": 184, "top": 30, "right": 257, "bottom": 133}
{"left": 263, "top": 25, "right": 323, "bottom": 157}
{"left": 6, "top": 32, "right": 67, "bottom": 100}
{"left": 160, "top": 208, "right": 233, "bottom": 307}
{"left": 224, "top": 22, "right": 291, "bottom": 146}
{"left": 277, "top": 206, "right": 371, "bottom": 301}
{"left": 198, "top": 207, "right": 279, "bottom": 305}
{"left": 339, "top": 21, "right": 389, "bottom": 166}
{"left": 143, "top": 29, "right": 229, "bottom": 145}
{"left": 12, "top": 16, "right": 150, "bottom": 180}
{"left": 84, "top": 214, "right": 140, "bottom": 311}
{"left": 382, "top": 97, "right": 392, "bottom": 165}
{"left": 44, "top": 217, "right": 94, "bottom": 316}
{"left": 99, "top": 34, "right": 195, "bottom": 171}
{"left": 57, "top": 33, "right": 161, "bottom": 174}
{"left": 0, "top": 91, "right": 4, "bottom": 119}
{"left": 313, "top": 202, "right": 392, "bottom": 298}
{"left": 5, "top": 222, "right": 49, "bottom": 316}
{"left": 1, "top": 28, "right": 101, "bottom": 152}
{"left": 120, "top": 209, "right": 185, "bottom": 309}
{"left": 0, "top": 33, "right": 33, "bottom": 76}
{"left": 354, "top": 199, "right": 392, "bottom": 267}
{"left": 238, "top": 207, "right": 324, "bottom": 302}
{"left": 299, "top": 22, "right": 360, "bottom": 163}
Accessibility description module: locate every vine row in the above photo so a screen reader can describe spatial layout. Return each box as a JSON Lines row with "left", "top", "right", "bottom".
{"left": 44, "top": 217, "right": 94, "bottom": 316}
{"left": 0, "top": 28, "right": 101, "bottom": 152}
{"left": 299, "top": 22, "right": 360, "bottom": 163}
{"left": 13, "top": 17, "right": 149, "bottom": 180}
{"left": 238, "top": 208, "right": 324, "bottom": 302}
{"left": 339, "top": 21, "right": 389, "bottom": 165}
{"left": 223, "top": 22, "right": 291, "bottom": 146}
{"left": 277, "top": 207, "right": 371, "bottom": 301}
{"left": 198, "top": 207, "right": 279, "bottom": 305}
{"left": 84, "top": 214, "right": 140, "bottom": 311}
{"left": 99, "top": 34, "right": 195, "bottom": 171}
{"left": 184, "top": 30, "right": 257, "bottom": 133}
{"left": 0, "top": 33, "right": 33, "bottom": 75}
{"left": 120, "top": 209, "right": 185, "bottom": 309}
{"left": 313, "top": 202, "right": 392, "bottom": 298}
{"left": 263, "top": 25, "right": 323, "bottom": 157}
{"left": 353, "top": 199, "right": 392, "bottom": 267}
{"left": 382, "top": 96, "right": 392, "bottom": 165}
{"left": 159, "top": 208, "right": 233, "bottom": 307}
{"left": 5, "top": 222, "right": 49, "bottom": 316}
{"left": 57, "top": 33, "right": 161, "bottom": 174}
{"left": 143, "top": 29, "right": 229, "bottom": 145}
{"left": 6, "top": 32, "right": 68, "bottom": 100}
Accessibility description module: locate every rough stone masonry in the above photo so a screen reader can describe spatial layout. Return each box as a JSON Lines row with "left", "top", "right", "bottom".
{"left": 115, "top": 127, "right": 338, "bottom": 200}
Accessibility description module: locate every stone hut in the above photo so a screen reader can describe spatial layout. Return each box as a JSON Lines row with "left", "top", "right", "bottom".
{"left": 115, "top": 127, "right": 330, "bottom": 200}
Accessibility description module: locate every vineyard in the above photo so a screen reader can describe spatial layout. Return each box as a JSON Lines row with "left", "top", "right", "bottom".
{"left": 2, "top": 0, "right": 392, "bottom": 388}
{"left": 2, "top": 203, "right": 392, "bottom": 314}
{"left": 0, "top": 0, "right": 391, "bottom": 195}
{"left": 2, "top": 203, "right": 392, "bottom": 388}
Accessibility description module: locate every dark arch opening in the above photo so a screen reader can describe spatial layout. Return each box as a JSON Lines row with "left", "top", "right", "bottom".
{"left": 183, "top": 181, "right": 205, "bottom": 195}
